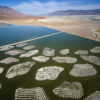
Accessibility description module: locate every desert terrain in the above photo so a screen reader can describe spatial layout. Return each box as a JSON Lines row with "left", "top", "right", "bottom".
{"left": 0, "top": 15, "right": 100, "bottom": 41}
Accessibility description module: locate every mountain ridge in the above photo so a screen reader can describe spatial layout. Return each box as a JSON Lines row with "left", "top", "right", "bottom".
{"left": 49, "top": 9, "right": 100, "bottom": 16}
{"left": 0, "top": 6, "right": 30, "bottom": 19}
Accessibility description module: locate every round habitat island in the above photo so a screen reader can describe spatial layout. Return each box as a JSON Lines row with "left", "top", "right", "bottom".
{"left": 53, "top": 81, "right": 84, "bottom": 99}
{"left": 6, "top": 62, "right": 35, "bottom": 78}
{"left": 69, "top": 64, "right": 97, "bottom": 77}
{"left": 52, "top": 56, "right": 77, "bottom": 63}
{"left": 35, "top": 66, "right": 64, "bottom": 81}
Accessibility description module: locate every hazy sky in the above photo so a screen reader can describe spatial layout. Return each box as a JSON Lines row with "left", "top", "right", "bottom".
{"left": 0, "top": 0, "right": 100, "bottom": 15}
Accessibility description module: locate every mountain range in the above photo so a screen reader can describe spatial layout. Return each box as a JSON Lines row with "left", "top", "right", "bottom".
{"left": 0, "top": 6, "right": 29, "bottom": 19}
{"left": 49, "top": 9, "right": 100, "bottom": 16}
{"left": 0, "top": 6, "right": 100, "bottom": 19}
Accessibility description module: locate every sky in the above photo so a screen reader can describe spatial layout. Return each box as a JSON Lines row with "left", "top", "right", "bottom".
{"left": 0, "top": 0, "right": 100, "bottom": 15}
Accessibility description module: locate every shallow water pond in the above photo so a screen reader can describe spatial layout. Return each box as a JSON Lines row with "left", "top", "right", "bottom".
{"left": 0, "top": 25, "right": 100, "bottom": 100}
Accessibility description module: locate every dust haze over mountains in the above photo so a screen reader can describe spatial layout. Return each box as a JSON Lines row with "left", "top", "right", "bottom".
{"left": 49, "top": 9, "right": 100, "bottom": 16}
{"left": 0, "top": 6, "right": 100, "bottom": 19}
{"left": 0, "top": 6, "right": 30, "bottom": 19}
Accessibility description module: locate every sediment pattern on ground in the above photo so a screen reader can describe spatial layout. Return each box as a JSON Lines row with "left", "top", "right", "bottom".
{"left": 15, "top": 87, "right": 49, "bottom": 100}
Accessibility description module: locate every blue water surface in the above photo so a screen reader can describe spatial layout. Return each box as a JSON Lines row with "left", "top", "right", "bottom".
{"left": 0, "top": 25, "right": 59, "bottom": 46}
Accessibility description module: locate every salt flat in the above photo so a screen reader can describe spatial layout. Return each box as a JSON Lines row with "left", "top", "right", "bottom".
{"left": 5, "top": 49, "right": 25, "bottom": 56}
{"left": 32, "top": 56, "right": 50, "bottom": 62}
{"left": 0, "top": 57, "right": 19, "bottom": 64}
{"left": 6, "top": 62, "right": 35, "bottom": 78}
{"left": 15, "top": 87, "right": 49, "bottom": 100}
{"left": 52, "top": 56, "right": 77, "bottom": 63}
{"left": 75, "top": 50, "right": 88, "bottom": 55}
{"left": 84, "top": 91, "right": 100, "bottom": 100}
{"left": 20, "top": 50, "right": 39, "bottom": 58}
{"left": 69, "top": 64, "right": 97, "bottom": 77}
{"left": 59, "top": 49, "right": 69, "bottom": 55}
{"left": 16, "top": 43, "right": 27, "bottom": 47}
{"left": 81, "top": 55, "right": 100, "bottom": 65}
{"left": 90, "top": 46, "right": 100, "bottom": 53}
{"left": 53, "top": 81, "right": 84, "bottom": 99}
{"left": 0, "top": 45, "right": 14, "bottom": 51}
{"left": 23, "top": 45, "right": 35, "bottom": 50}
{"left": 35, "top": 66, "right": 64, "bottom": 80}
{"left": 42, "top": 47, "right": 55, "bottom": 56}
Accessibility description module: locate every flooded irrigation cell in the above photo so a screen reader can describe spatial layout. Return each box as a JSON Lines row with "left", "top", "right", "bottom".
{"left": 0, "top": 25, "right": 100, "bottom": 100}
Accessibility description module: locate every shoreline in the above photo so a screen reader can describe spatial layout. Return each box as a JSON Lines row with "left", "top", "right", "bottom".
{"left": 0, "top": 31, "right": 62, "bottom": 48}
{"left": 0, "top": 16, "right": 100, "bottom": 42}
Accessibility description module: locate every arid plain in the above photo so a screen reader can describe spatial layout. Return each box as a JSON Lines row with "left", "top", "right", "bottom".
{"left": 1, "top": 15, "right": 100, "bottom": 41}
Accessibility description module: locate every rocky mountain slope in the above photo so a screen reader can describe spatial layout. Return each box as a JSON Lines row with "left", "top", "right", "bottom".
{"left": 49, "top": 9, "right": 100, "bottom": 16}
{"left": 0, "top": 6, "right": 29, "bottom": 19}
